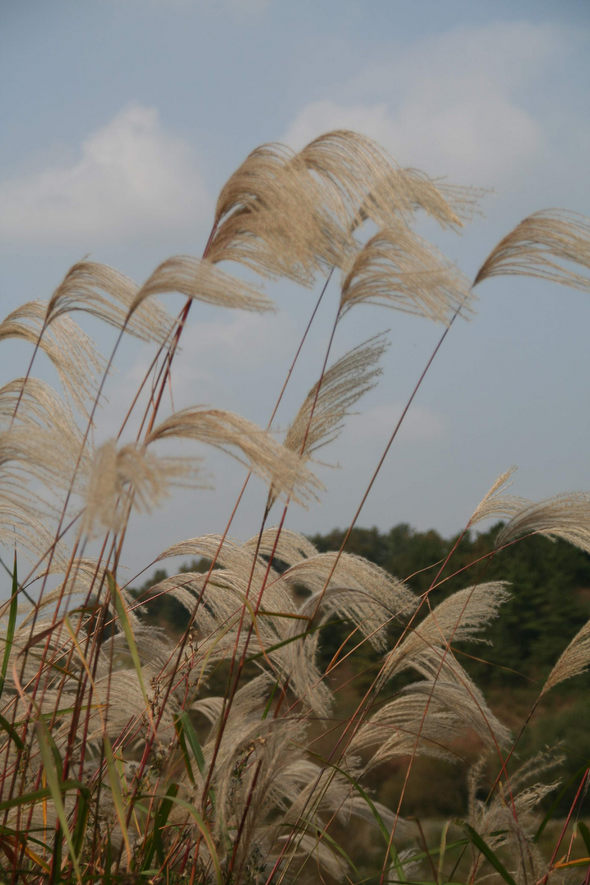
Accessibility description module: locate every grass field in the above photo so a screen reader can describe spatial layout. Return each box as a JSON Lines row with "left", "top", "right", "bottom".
{"left": 1, "top": 130, "right": 589, "bottom": 883}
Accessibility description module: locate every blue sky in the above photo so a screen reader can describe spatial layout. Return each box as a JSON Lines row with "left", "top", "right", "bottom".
{"left": 1, "top": 1, "right": 589, "bottom": 579}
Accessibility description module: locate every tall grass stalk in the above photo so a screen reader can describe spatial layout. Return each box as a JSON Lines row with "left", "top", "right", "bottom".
{"left": 0, "top": 130, "right": 589, "bottom": 883}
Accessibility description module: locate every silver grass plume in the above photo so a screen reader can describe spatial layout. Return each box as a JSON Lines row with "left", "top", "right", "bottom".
{"left": 81, "top": 438, "right": 196, "bottom": 537}
{"left": 468, "top": 467, "right": 524, "bottom": 526}
{"left": 467, "top": 750, "right": 562, "bottom": 884}
{"left": 0, "top": 375, "right": 93, "bottom": 561}
{"left": 340, "top": 221, "right": 473, "bottom": 322}
{"left": 209, "top": 142, "right": 354, "bottom": 284}
{"left": 281, "top": 551, "right": 415, "bottom": 647}
{"left": 379, "top": 583, "right": 511, "bottom": 686}
{"left": 299, "top": 131, "right": 465, "bottom": 232}
{"left": 0, "top": 300, "right": 103, "bottom": 413}
{"left": 376, "top": 584, "right": 512, "bottom": 748}
{"left": 0, "top": 377, "right": 79, "bottom": 434}
{"left": 129, "top": 255, "right": 274, "bottom": 315}
{"left": 474, "top": 209, "right": 590, "bottom": 291}
{"left": 4, "top": 131, "right": 589, "bottom": 883}
{"left": 495, "top": 492, "right": 590, "bottom": 553}
{"left": 349, "top": 688, "right": 478, "bottom": 769}
{"left": 280, "top": 551, "right": 414, "bottom": 715}
{"left": 283, "top": 333, "right": 388, "bottom": 458}
{"left": 245, "top": 526, "right": 319, "bottom": 565}
{"left": 541, "top": 617, "right": 590, "bottom": 696}
{"left": 147, "top": 407, "right": 323, "bottom": 506}
{"left": 47, "top": 260, "right": 174, "bottom": 345}
{"left": 154, "top": 534, "right": 299, "bottom": 652}
{"left": 267, "top": 334, "right": 388, "bottom": 510}
{"left": 17, "top": 557, "right": 129, "bottom": 625}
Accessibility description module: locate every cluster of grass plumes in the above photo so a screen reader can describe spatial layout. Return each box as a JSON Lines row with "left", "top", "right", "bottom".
{"left": 1, "top": 130, "right": 590, "bottom": 884}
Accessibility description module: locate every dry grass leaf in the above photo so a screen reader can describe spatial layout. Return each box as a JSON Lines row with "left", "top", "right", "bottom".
{"left": 541, "top": 617, "right": 590, "bottom": 696}
{"left": 474, "top": 209, "right": 590, "bottom": 291}
{"left": 339, "top": 222, "right": 473, "bottom": 323}
{"left": 148, "top": 407, "right": 323, "bottom": 506}
{"left": 495, "top": 492, "right": 590, "bottom": 553}
{"left": 130, "top": 255, "right": 274, "bottom": 315}
{"left": 47, "top": 260, "right": 174, "bottom": 344}
{"left": 0, "top": 301, "right": 104, "bottom": 414}
{"left": 283, "top": 333, "right": 388, "bottom": 458}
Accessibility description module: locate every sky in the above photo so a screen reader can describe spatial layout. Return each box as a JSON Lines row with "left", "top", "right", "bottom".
{"left": 1, "top": 0, "right": 590, "bottom": 582}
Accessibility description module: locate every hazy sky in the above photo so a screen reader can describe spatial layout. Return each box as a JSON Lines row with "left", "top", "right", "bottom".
{"left": 2, "top": 1, "right": 589, "bottom": 580}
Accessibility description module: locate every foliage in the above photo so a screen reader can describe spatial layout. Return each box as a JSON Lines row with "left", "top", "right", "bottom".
{"left": 0, "top": 129, "right": 589, "bottom": 884}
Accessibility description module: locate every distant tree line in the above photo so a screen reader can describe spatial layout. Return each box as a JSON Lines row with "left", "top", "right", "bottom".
{"left": 132, "top": 521, "right": 590, "bottom": 691}
{"left": 310, "top": 522, "right": 590, "bottom": 689}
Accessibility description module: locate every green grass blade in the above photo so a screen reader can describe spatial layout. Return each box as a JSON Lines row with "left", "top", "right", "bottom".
{"left": 293, "top": 816, "right": 360, "bottom": 876}
{"left": 0, "top": 550, "right": 19, "bottom": 699}
{"left": 141, "top": 782, "right": 179, "bottom": 869}
{"left": 0, "top": 711, "right": 24, "bottom": 750}
{"left": 0, "top": 780, "right": 86, "bottom": 812}
{"left": 103, "top": 734, "right": 132, "bottom": 867}
{"left": 139, "top": 791, "right": 222, "bottom": 884}
{"left": 49, "top": 824, "right": 63, "bottom": 885}
{"left": 173, "top": 718, "right": 195, "bottom": 786}
{"left": 174, "top": 710, "right": 205, "bottom": 775}
{"left": 173, "top": 710, "right": 218, "bottom": 816}
{"left": 459, "top": 821, "right": 517, "bottom": 885}
{"left": 36, "top": 720, "right": 82, "bottom": 882}
{"left": 534, "top": 763, "right": 590, "bottom": 842}
{"left": 108, "top": 574, "right": 152, "bottom": 728}
{"left": 71, "top": 783, "right": 90, "bottom": 861}
{"left": 437, "top": 818, "right": 451, "bottom": 884}
{"left": 578, "top": 820, "right": 590, "bottom": 855}
{"left": 317, "top": 757, "right": 407, "bottom": 883}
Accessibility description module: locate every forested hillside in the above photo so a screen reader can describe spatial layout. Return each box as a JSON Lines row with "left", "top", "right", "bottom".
{"left": 310, "top": 523, "right": 590, "bottom": 687}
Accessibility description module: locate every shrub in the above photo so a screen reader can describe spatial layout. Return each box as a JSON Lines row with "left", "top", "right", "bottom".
{"left": 0, "top": 130, "right": 589, "bottom": 883}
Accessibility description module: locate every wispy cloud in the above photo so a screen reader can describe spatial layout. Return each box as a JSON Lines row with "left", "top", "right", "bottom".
{"left": 0, "top": 104, "right": 210, "bottom": 245}
{"left": 348, "top": 402, "right": 446, "bottom": 446}
{"left": 283, "top": 21, "right": 565, "bottom": 184}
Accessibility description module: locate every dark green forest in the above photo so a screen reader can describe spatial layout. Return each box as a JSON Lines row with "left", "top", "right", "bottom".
{"left": 132, "top": 523, "right": 590, "bottom": 815}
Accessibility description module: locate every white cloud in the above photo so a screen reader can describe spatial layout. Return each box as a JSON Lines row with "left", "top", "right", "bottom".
{"left": 283, "top": 21, "right": 565, "bottom": 184}
{"left": 0, "top": 104, "right": 210, "bottom": 245}
{"left": 98, "top": 307, "right": 298, "bottom": 442}
{"left": 170, "top": 310, "right": 296, "bottom": 409}
{"left": 348, "top": 402, "right": 446, "bottom": 446}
